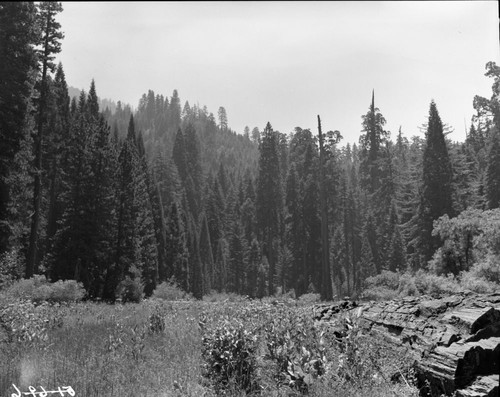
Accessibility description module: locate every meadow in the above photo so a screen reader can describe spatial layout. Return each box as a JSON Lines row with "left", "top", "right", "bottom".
{"left": 0, "top": 286, "right": 419, "bottom": 397}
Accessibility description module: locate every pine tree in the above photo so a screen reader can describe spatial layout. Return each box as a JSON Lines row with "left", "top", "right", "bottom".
{"left": 173, "top": 128, "right": 188, "bottom": 182}
{"left": 26, "top": 1, "right": 64, "bottom": 277}
{"left": 45, "top": 64, "right": 70, "bottom": 251}
{"left": 387, "top": 225, "right": 405, "bottom": 272}
{"left": 415, "top": 101, "right": 454, "bottom": 265}
{"left": 213, "top": 238, "right": 228, "bottom": 292}
{"left": 359, "top": 230, "right": 376, "bottom": 282}
{"left": 0, "top": 2, "right": 38, "bottom": 254}
{"left": 166, "top": 202, "right": 189, "bottom": 290}
{"left": 317, "top": 116, "right": 334, "bottom": 300}
{"left": 218, "top": 106, "right": 228, "bottom": 131}
{"left": 111, "top": 115, "right": 158, "bottom": 298}
{"left": 50, "top": 82, "right": 117, "bottom": 298}
{"left": 486, "top": 129, "right": 500, "bottom": 209}
{"left": 183, "top": 122, "right": 203, "bottom": 219}
{"left": 199, "top": 212, "right": 214, "bottom": 292}
{"left": 359, "top": 90, "right": 389, "bottom": 195}
{"left": 188, "top": 215, "right": 204, "bottom": 299}
{"left": 256, "top": 122, "right": 282, "bottom": 295}
{"left": 246, "top": 238, "right": 260, "bottom": 297}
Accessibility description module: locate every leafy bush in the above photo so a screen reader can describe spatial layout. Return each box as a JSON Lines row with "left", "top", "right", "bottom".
{"left": 263, "top": 307, "right": 328, "bottom": 393}
{"left": 431, "top": 208, "right": 500, "bottom": 275}
{"left": 200, "top": 316, "right": 260, "bottom": 395}
{"left": 362, "top": 286, "right": 399, "bottom": 301}
{"left": 362, "top": 271, "right": 401, "bottom": 300}
{"left": 459, "top": 259, "right": 500, "bottom": 293}
{"left": 0, "top": 298, "right": 65, "bottom": 344}
{"left": 116, "top": 276, "right": 144, "bottom": 303}
{"left": 365, "top": 270, "right": 400, "bottom": 290}
{"left": 413, "top": 270, "right": 461, "bottom": 296}
{"left": 460, "top": 271, "right": 498, "bottom": 294}
{"left": 397, "top": 273, "right": 419, "bottom": 296}
{"left": 152, "top": 280, "right": 192, "bottom": 301}
{"left": 465, "top": 257, "right": 500, "bottom": 283}
{"left": 2, "top": 275, "right": 85, "bottom": 303}
{"left": 0, "top": 248, "right": 24, "bottom": 290}
{"left": 298, "top": 292, "right": 321, "bottom": 304}
{"left": 147, "top": 302, "right": 167, "bottom": 334}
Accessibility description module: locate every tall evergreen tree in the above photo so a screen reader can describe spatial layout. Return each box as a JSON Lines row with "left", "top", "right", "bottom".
{"left": 45, "top": 63, "right": 70, "bottom": 250}
{"left": 26, "top": 1, "right": 64, "bottom": 277}
{"left": 414, "top": 101, "right": 454, "bottom": 266}
{"left": 317, "top": 116, "right": 334, "bottom": 300}
{"left": 0, "top": 2, "right": 39, "bottom": 254}
{"left": 359, "top": 90, "right": 389, "bottom": 195}
{"left": 111, "top": 115, "right": 158, "bottom": 298}
{"left": 199, "top": 212, "right": 214, "bottom": 292}
{"left": 256, "top": 122, "right": 282, "bottom": 295}
{"left": 166, "top": 201, "right": 189, "bottom": 290}
{"left": 486, "top": 129, "right": 500, "bottom": 209}
{"left": 50, "top": 82, "right": 116, "bottom": 298}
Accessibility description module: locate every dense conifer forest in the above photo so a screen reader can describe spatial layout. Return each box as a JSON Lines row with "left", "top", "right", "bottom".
{"left": 1, "top": 2, "right": 499, "bottom": 302}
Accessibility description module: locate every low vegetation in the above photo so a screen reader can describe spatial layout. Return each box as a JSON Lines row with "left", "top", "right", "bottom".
{"left": 0, "top": 282, "right": 418, "bottom": 396}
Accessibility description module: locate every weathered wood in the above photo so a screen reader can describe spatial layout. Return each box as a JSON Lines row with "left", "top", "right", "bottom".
{"left": 316, "top": 292, "right": 500, "bottom": 396}
{"left": 455, "top": 375, "right": 499, "bottom": 397}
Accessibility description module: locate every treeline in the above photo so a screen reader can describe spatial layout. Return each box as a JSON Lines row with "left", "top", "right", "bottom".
{"left": 1, "top": 2, "right": 499, "bottom": 301}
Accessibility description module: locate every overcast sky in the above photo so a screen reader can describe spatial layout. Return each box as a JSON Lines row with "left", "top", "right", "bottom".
{"left": 57, "top": 1, "right": 500, "bottom": 144}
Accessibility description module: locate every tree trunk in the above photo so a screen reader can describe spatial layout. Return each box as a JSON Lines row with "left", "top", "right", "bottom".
{"left": 26, "top": 9, "right": 52, "bottom": 278}
{"left": 315, "top": 292, "right": 500, "bottom": 396}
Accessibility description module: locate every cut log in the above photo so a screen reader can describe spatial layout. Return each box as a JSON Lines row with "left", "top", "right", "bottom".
{"left": 455, "top": 375, "right": 499, "bottom": 397}
{"left": 315, "top": 292, "right": 500, "bottom": 397}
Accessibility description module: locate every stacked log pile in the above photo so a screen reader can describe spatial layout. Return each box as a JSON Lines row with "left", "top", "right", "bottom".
{"left": 314, "top": 293, "right": 500, "bottom": 397}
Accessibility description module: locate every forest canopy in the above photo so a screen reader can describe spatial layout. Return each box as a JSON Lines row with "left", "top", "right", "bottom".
{"left": 1, "top": 2, "right": 499, "bottom": 301}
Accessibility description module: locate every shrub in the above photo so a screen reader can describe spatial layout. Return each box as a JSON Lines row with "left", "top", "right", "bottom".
{"left": 0, "top": 298, "right": 65, "bottom": 344}
{"left": 362, "top": 286, "right": 399, "bottom": 301}
{"left": 459, "top": 259, "right": 499, "bottom": 293}
{"left": 2, "top": 275, "right": 85, "bottom": 303}
{"left": 365, "top": 270, "right": 400, "bottom": 290}
{"left": 116, "top": 276, "right": 144, "bottom": 303}
{"left": 200, "top": 316, "right": 260, "bottom": 395}
{"left": 152, "top": 280, "right": 192, "bottom": 301}
{"left": 465, "top": 257, "right": 500, "bottom": 283}
{"left": 263, "top": 307, "right": 328, "bottom": 393}
{"left": 414, "top": 270, "right": 461, "bottom": 296}
{"left": 298, "top": 293, "right": 321, "bottom": 304}
{"left": 0, "top": 248, "right": 24, "bottom": 290}
{"left": 397, "top": 273, "right": 419, "bottom": 296}
{"left": 460, "top": 272, "right": 498, "bottom": 294}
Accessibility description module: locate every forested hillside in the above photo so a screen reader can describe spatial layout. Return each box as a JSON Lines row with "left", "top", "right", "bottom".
{"left": 1, "top": 2, "right": 499, "bottom": 302}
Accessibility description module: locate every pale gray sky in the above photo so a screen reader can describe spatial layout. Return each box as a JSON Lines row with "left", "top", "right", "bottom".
{"left": 57, "top": 1, "right": 500, "bottom": 144}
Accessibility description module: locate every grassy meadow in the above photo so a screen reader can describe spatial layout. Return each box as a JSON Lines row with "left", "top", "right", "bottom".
{"left": 0, "top": 290, "right": 419, "bottom": 397}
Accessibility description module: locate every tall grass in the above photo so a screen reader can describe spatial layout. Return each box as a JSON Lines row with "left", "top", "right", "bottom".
{"left": 0, "top": 300, "right": 207, "bottom": 397}
{"left": 1, "top": 297, "right": 418, "bottom": 397}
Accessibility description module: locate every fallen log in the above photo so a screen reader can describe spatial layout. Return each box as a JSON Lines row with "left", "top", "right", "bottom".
{"left": 315, "top": 292, "right": 500, "bottom": 397}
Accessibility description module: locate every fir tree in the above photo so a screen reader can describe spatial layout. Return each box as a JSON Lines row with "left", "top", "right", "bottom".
{"left": 166, "top": 202, "right": 189, "bottom": 291}
{"left": 0, "top": 2, "right": 38, "bottom": 254}
{"left": 486, "top": 129, "right": 500, "bottom": 209}
{"left": 256, "top": 122, "right": 282, "bottom": 295}
{"left": 199, "top": 212, "right": 214, "bottom": 292}
{"left": 415, "top": 101, "right": 454, "bottom": 265}
{"left": 26, "top": 1, "right": 64, "bottom": 277}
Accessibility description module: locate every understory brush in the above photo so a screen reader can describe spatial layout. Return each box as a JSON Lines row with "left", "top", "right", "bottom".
{"left": 199, "top": 301, "right": 417, "bottom": 396}
{"left": 1, "top": 275, "right": 85, "bottom": 303}
{"left": 362, "top": 265, "right": 500, "bottom": 301}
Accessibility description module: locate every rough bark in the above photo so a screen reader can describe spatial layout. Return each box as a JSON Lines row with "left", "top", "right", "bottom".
{"left": 315, "top": 292, "right": 500, "bottom": 396}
